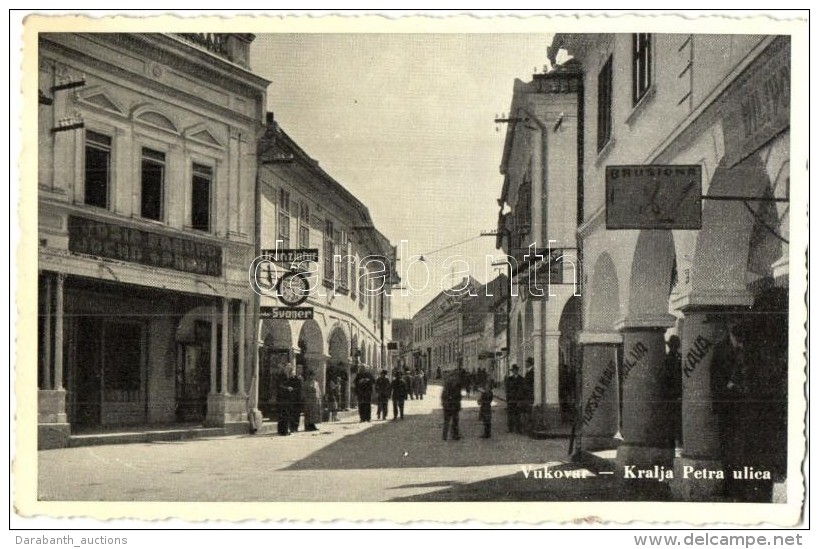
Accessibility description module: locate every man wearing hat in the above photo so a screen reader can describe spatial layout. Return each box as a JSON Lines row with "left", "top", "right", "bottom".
{"left": 375, "top": 369, "right": 392, "bottom": 421}
{"left": 505, "top": 364, "right": 525, "bottom": 434}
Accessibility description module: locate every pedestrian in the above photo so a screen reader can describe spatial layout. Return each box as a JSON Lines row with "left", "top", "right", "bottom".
{"left": 412, "top": 370, "right": 424, "bottom": 401}
{"left": 505, "top": 364, "right": 524, "bottom": 434}
{"left": 664, "top": 335, "right": 683, "bottom": 448}
{"left": 391, "top": 370, "right": 408, "bottom": 420}
{"left": 375, "top": 369, "right": 392, "bottom": 420}
{"left": 326, "top": 377, "right": 340, "bottom": 422}
{"left": 407, "top": 369, "right": 415, "bottom": 400}
{"left": 441, "top": 372, "right": 462, "bottom": 440}
{"left": 436, "top": 366, "right": 442, "bottom": 380}
{"left": 288, "top": 369, "right": 304, "bottom": 433}
{"left": 354, "top": 368, "right": 375, "bottom": 422}
{"left": 477, "top": 381, "right": 494, "bottom": 439}
{"left": 276, "top": 368, "right": 298, "bottom": 436}
{"left": 302, "top": 369, "right": 323, "bottom": 432}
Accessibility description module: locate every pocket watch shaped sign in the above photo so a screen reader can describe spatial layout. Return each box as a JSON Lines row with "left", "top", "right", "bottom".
{"left": 276, "top": 270, "right": 311, "bottom": 307}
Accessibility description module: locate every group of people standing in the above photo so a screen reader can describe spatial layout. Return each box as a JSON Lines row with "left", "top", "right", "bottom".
{"left": 504, "top": 359, "right": 535, "bottom": 434}
{"left": 440, "top": 367, "right": 495, "bottom": 441}
{"left": 275, "top": 368, "right": 324, "bottom": 436}
{"left": 354, "top": 367, "right": 427, "bottom": 422}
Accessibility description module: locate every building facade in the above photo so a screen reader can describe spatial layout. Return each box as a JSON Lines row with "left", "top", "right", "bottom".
{"left": 411, "top": 277, "right": 481, "bottom": 378}
{"left": 496, "top": 61, "right": 583, "bottom": 434}
{"left": 38, "top": 33, "right": 269, "bottom": 448}
{"left": 256, "top": 121, "right": 398, "bottom": 417}
{"left": 459, "top": 274, "right": 509, "bottom": 383}
{"left": 549, "top": 34, "right": 790, "bottom": 501}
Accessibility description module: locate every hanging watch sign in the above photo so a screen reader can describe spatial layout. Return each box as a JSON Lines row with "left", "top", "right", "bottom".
{"left": 276, "top": 270, "right": 311, "bottom": 307}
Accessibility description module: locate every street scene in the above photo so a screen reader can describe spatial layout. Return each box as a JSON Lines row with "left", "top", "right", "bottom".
{"left": 27, "top": 17, "right": 803, "bottom": 520}
{"left": 40, "top": 384, "right": 619, "bottom": 502}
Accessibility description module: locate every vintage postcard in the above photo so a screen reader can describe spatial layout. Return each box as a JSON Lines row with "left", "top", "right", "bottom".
{"left": 14, "top": 11, "right": 809, "bottom": 526}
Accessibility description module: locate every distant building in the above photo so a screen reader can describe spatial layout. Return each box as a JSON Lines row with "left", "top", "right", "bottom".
{"left": 256, "top": 120, "right": 399, "bottom": 415}
{"left": 390, "top": 318, "right": 414, "bottom": 371}
{"left": 459, "top": 274, "right": 509, "bottom": 384}
{"left": 37, "top": 33, "right": 269, "bottom": 448}
{"left": 496, "top": 60, "right": 583, "bottom": 434}
{"left": 550, "top": 34, "right": 790, "bottom": 500}
{"left": 411, "top": 277, "right": 481, "bottom": 377}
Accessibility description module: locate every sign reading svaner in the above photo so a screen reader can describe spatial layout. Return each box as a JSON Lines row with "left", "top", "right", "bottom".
{"left": 260, "top": 306, "right": 314, "bottom": 320}
{"left": 605, "top": 165, "right": 702, "bottom": 230}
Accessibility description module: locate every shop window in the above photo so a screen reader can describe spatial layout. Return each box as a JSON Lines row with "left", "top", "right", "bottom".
{"left": 597, "top": 55, "right": 613, "bottom": 153}
{"left": 84, "top": 130, "right": 111, "bottom": 209}
{"left": 278, "top": 188, "right": 291, "bottom": 248}
{"left": 632, "top": 33, "right": 653, "bottom": 105}
{"left": 103, "top": 322, "right": 142, "bottom": 399}
{"left": 141, "top": 148, "right": 165, "bottom": 221}
{"left": 191, "top": 163, "right": 212, "bottom": 232}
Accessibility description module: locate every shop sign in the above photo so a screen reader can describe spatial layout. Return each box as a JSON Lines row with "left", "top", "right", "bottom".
{"left": 605, "top": 165, "right": 702, "bottom": 230}
{"left": 260, "top": 248, "right": 319, "bottom": 263}
{"left": 723, "top": 39, "right": 790, "bottom": 168}
{"left": 68, "top": 215, "right": 221, "bottom": 276}
{"left": 260, "top": 306, "right": 314, "bottom": 320}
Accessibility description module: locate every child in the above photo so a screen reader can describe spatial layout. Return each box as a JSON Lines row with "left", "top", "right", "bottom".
{"left": 477, "top": 382, "right": 494, "bottom": 439}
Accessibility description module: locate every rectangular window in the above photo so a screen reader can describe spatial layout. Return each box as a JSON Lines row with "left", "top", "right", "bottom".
{"left": 84, "top": 131, "right": 111, "bottom": 209}
{"left": 337, "top": 230, "right": 349, "bottom": 289}
{"left": 632, "top": 33, "right": 653, "bottom": 105}
{"left": 359, "top": 263, "right": 368, "bottom": 309}
{"left": 298, "top": 202, "right": 310, "bottom": 248}
{"left": 191, "top": 163, "right": 212, "bottom": 232}
{"left": 333, "top": 231, "right": 347, "bottom": 288}
{"left": 597, "top": 55, "right": 613, "bottom": 153}
{"left": 278, "top": 189, "right": 291, "bottom": 248}
{"left": 324, "top": 220, "right": 335, "bottom": 282}
{"left": 141, "top": 148, "right": 165, "bottom": 221}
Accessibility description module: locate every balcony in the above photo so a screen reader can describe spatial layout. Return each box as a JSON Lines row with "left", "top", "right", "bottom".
{"left": 175, "top": 33, "right": 254, "bottom": 68}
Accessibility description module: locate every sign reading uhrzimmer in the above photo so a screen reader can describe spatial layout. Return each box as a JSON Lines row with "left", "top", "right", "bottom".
{"left": 68, "top": 215, "right": 222, "bottom": 276}
{"left": 605, "top": 165, "right": 702, "bottom": 230}
{"left": 260, "top": 248, "right": 319, "bottom": 263}
{"left": 260, "top": 306, "right": 314, "bottom": 320}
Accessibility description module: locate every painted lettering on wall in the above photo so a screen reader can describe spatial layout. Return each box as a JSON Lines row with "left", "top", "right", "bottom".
{"left": 682, "top": 335, "right": 713, "bottom": 378}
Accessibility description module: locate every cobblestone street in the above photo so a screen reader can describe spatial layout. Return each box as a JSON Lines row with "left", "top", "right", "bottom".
{"left": 38, "top": 385, "right": 616, "bottom": 502}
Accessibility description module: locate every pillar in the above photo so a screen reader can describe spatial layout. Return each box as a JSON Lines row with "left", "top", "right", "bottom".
{"left": 672, "top": 307, "right": 731, "bottom": 501}
{"left": 53, "top": 272, "right": 65, "bottom": 390}
{"left": 237, "top": 300, "right": 246, "bottom": 396}
{"left": 578, "top": 332, "right": 622, "bottom": 451}
{"left": 210, "top": 305, "right": 218, "bottom": 394}
{"left": 614, "top": 316, "right": 676, "bottom": 496}
{"left": 38, "top": 272, "right": 69, "bottom": 449}
{"left": 41, "top": 274, "right": 52, "bottom": 389}
{"left": 221, "top": 298, "right": 229, "bottom": 395}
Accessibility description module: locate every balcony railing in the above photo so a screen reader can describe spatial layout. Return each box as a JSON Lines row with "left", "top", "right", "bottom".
{"left": 177, "top": 33, "right": 230, "bottom": 56}
{"left": 174, "top": 33, "right": 253, "bottom": 67}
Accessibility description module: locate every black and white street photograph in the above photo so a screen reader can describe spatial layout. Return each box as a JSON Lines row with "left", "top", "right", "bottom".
{"left": 14, "top": 11, "right": 808, "bottom": 527}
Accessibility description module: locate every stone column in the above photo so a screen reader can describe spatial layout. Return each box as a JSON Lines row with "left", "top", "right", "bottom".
{"left": 38, "top": 272, "right": 69, "bottom": 449}
{"left": 41, "top": 274, "right": 52, "bottom": 390}
{"left": 539, "top": 330, "right": 563, "bottom": 431}
{"left": 210, "top": 306, "right": 218, "bottom": 394}
{"left": 577, "top": 332, "right": 622, "bottom": 451}
{"left": 614, "top": 315, "right": 676, "bottom": 496}
{"left": 237, "top": 300, "right": 246, "bottom": 396}
{"left": 221, "top": 298, "right": 229, "bottom": 395}
{"left": 672, "top": 307, "right": 731, "bottom": 501}
{"left": 53, "top": 273, "right": 65, "bottom": 390}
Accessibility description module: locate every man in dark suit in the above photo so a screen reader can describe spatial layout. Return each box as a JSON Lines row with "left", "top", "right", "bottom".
{"left": 505, "top": 364, "right": 525, "bottom": 434}
{"left": 354, "top": 368, "right": 375, "bottom": 422}
{"left": 441, "top": 372, "right": 462, "bottom": 440}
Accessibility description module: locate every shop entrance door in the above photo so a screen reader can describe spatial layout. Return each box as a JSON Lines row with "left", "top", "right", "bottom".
{"left": 73, "top": 317, "right": 103, "bottom": 427}
{"left": 175, "top": 320, "right": 218, "bottom": 422}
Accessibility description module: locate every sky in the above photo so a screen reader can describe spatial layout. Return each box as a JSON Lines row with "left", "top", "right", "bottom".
{"left": 250, "top": 33, "right": 553, "bottom": 318}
